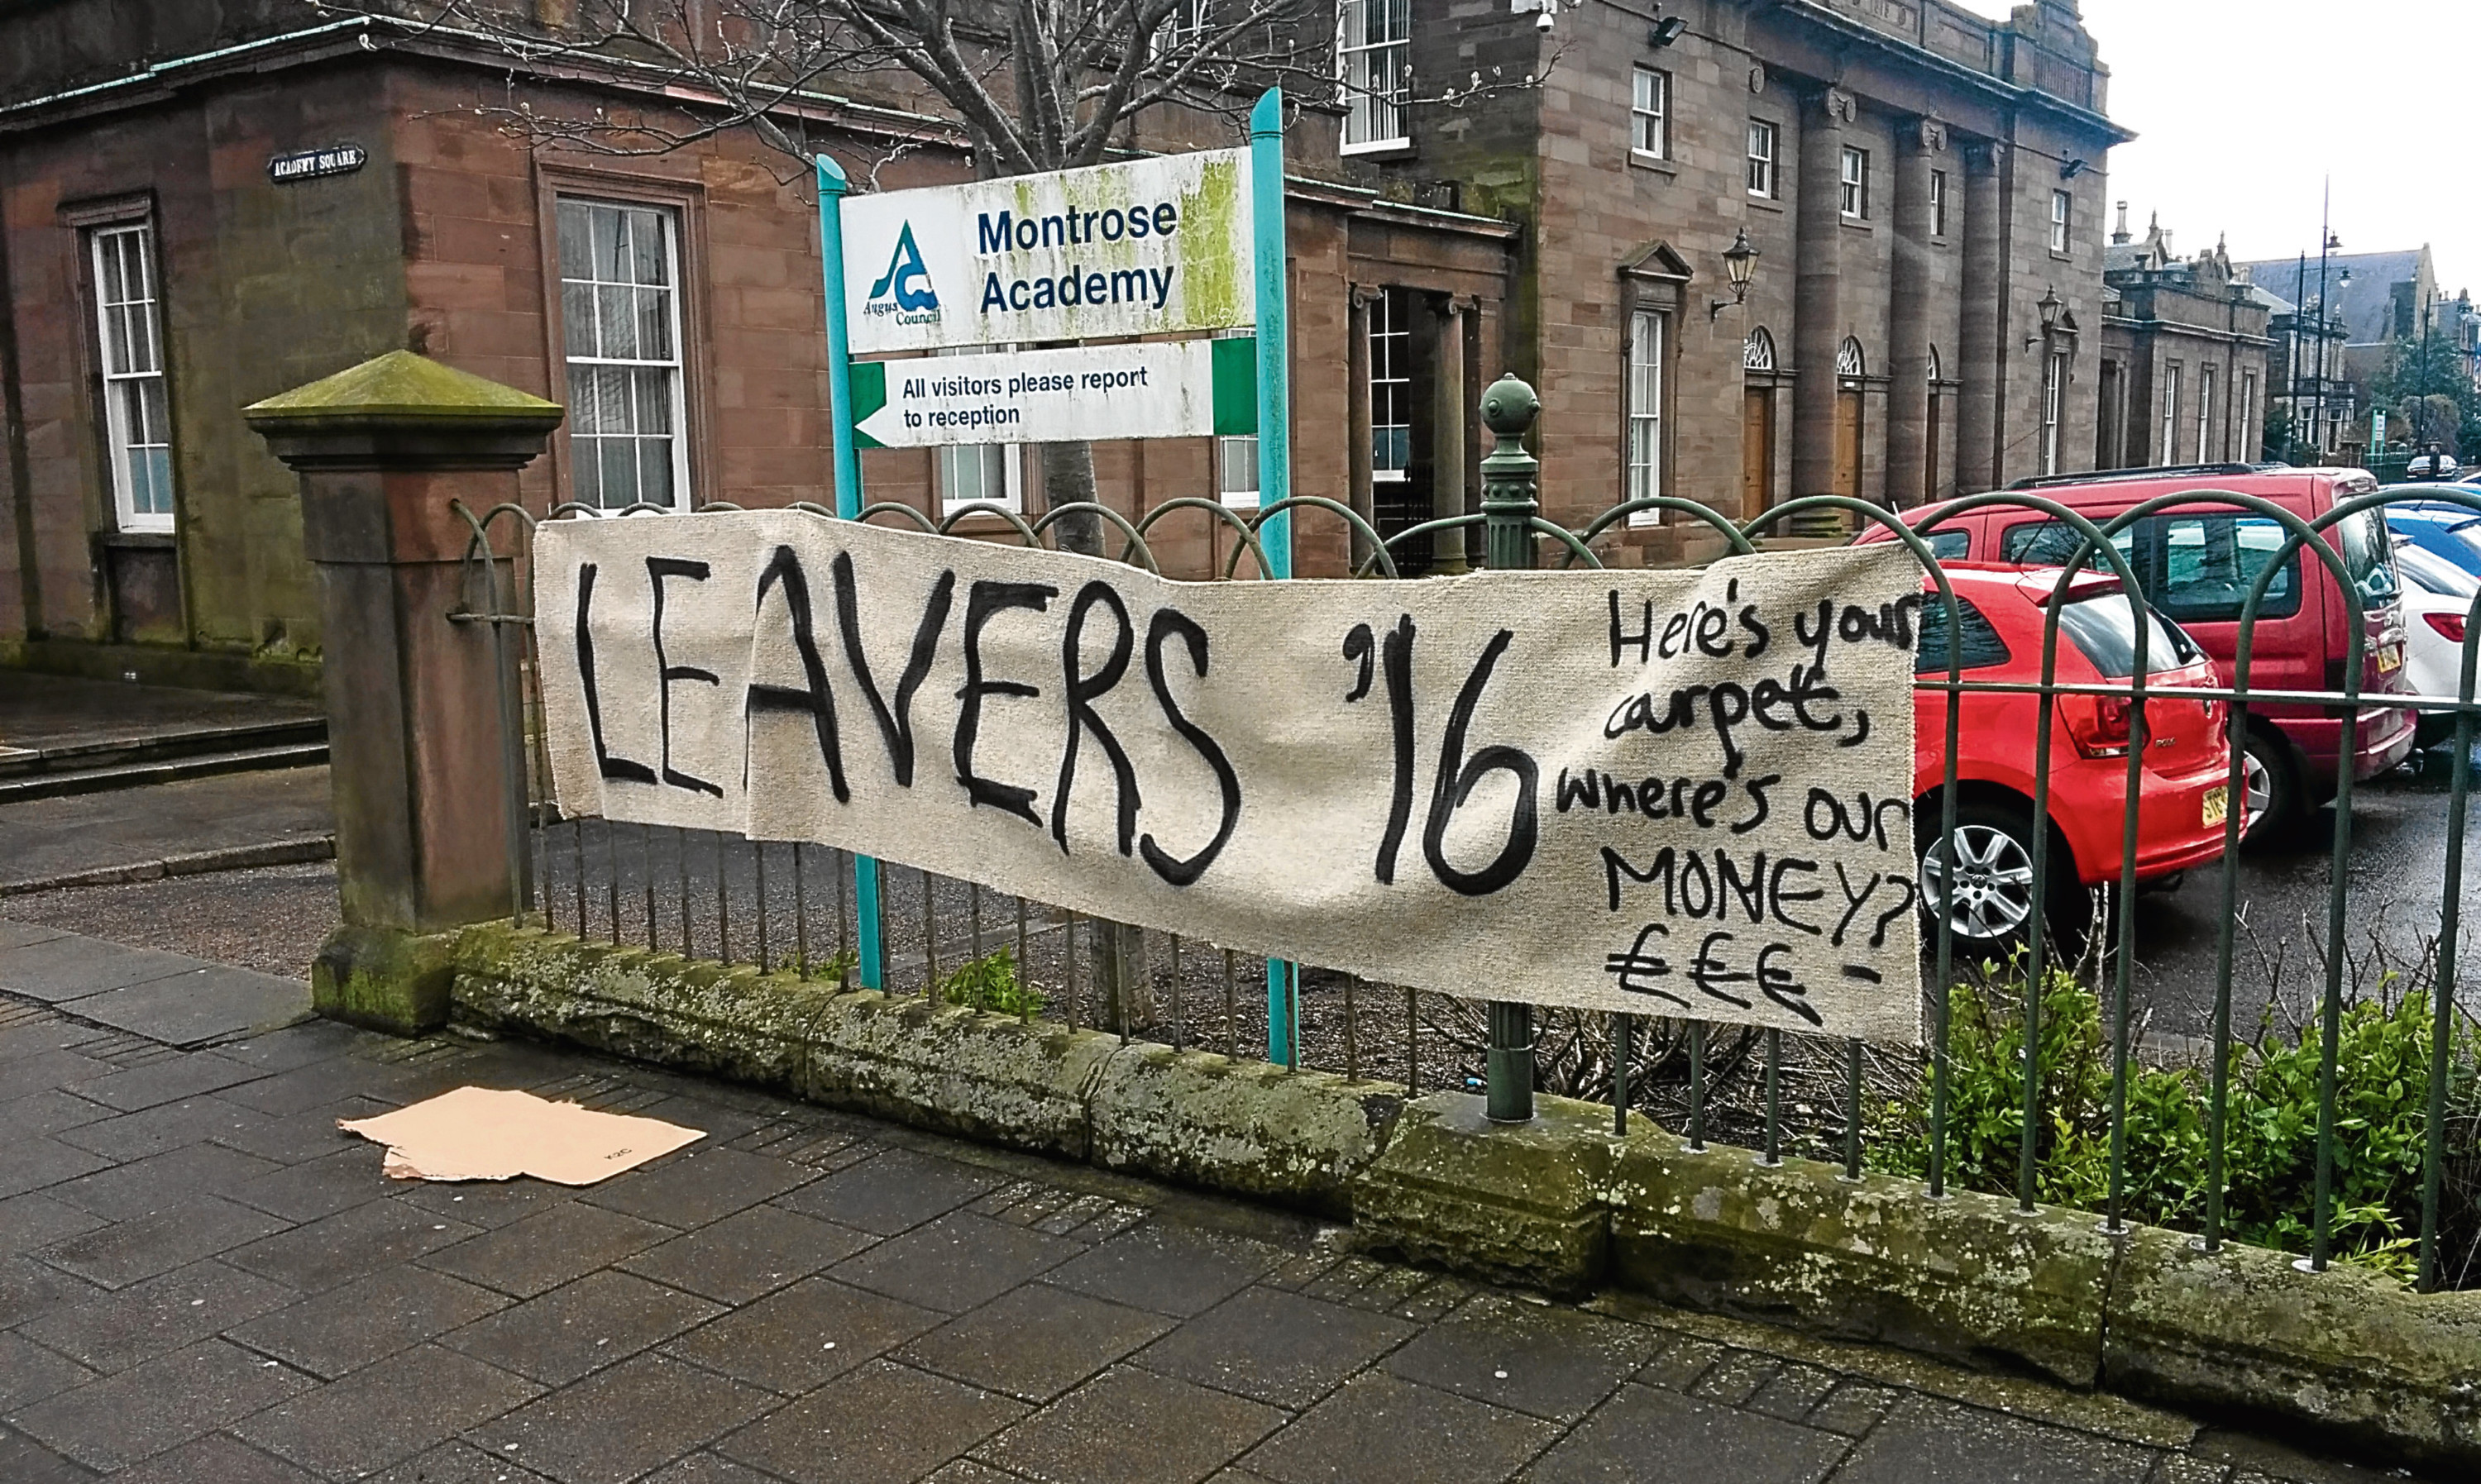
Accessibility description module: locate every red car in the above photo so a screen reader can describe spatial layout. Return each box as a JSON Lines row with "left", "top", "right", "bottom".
{"left": 1915, "top": 566, "right": 2232, "bottom": 948}
{"left": 1865, "top": 466, "right": 2416, "bottom": 841}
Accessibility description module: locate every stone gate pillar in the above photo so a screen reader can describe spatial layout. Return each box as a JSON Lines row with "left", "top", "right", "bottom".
{"left": 244, "top": 351, "right": 564, "bottom": 1034}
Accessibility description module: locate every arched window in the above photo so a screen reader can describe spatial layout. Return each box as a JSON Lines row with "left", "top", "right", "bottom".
{"left": 1742, "top": 327, "right": 1776, "bottom": 372}
{"left": 1837, "top": 337, "right": 1867, "bottom": 378}
{"left": 1926, "top": 345, "right": 1942, "bottom": 383}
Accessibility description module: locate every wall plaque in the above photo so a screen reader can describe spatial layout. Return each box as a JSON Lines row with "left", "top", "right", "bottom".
{"left": 268, "top": 144, "right": 367, "bottom": 184}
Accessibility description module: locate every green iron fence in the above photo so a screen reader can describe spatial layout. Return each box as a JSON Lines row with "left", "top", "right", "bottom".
{"left": 448, "top": 374, "right": 2481, "bottom": 1295}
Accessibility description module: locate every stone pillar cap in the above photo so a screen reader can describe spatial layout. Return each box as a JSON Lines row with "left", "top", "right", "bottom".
{"left": 245, "top": 351, "right": 564, "bottom": 472}
{"left": 246, "top": 350, "right": 564, "bottom": 432}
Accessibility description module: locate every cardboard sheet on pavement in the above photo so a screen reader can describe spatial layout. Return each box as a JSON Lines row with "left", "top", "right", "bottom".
{"left": 339, "top": 1086, "right": 705, "bottom": 1184}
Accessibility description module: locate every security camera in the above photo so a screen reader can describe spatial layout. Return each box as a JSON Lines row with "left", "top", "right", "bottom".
{"left": 1535, "top": 4, "right": 1556, "bottom": 30}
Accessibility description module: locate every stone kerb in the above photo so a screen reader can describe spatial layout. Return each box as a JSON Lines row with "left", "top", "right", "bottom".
{"left": 245, "top": 351, "right": 563, "bottom": 1034}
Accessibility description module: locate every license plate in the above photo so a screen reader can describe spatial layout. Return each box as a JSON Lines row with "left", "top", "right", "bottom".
{"left": 2378, "top": 644, "right": 2402, "bottom": 673}
{"left": 2202, "top": 785, "right": 2229, "bottom": 828}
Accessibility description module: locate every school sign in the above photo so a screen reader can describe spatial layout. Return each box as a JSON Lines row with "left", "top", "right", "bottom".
{"left": 839, "top": 150, "right": 1255, "bottom": 355}
{"left": 815, "top": 93, "right": 1297, "bottom": 1040}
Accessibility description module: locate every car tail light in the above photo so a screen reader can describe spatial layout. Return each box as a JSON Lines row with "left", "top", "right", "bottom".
{"left": 2426, "top": 611, "right": 2469, "bottom": 644}
{"left": 2063, "top": 694, "right": 2133, "bottom": 758}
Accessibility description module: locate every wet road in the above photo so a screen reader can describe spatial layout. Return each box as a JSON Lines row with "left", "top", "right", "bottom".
{"left": 2128, "top": 742, "right": 2473, "bottom": 1038}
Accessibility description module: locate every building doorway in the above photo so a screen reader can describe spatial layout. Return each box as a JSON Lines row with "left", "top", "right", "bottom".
{"left": 1833, "top": 391, "right": 1862, "bottom": 498}
{"left": 1833, "top": 337, "right": 1867, "bottom": 507}
{"left": 1741, "top": 386, "right": 1775, "bottom": 514}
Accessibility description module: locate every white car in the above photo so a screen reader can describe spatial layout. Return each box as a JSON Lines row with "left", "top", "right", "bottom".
{"left": 2392, "top": 539, "right": 2479, "bottom": 746}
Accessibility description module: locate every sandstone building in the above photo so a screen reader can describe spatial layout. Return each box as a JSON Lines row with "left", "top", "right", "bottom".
{"left": 2094, "top": 211, "right": 2271, "bottom": 470}
{"left": 1370, "top": 0, "right": 2128, "bottom": 556}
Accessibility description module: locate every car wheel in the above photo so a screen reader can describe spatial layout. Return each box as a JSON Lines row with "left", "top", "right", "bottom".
{"left": 1916, "top": 801, "right": 2087, "bottom": 957}
{"left": 2238, "top": 729, "right": 2300, "bottom": 846}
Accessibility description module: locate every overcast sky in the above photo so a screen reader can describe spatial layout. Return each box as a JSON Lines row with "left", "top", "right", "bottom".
{"left": 1949, "top": 0, "right": 2479, "bottom": 289}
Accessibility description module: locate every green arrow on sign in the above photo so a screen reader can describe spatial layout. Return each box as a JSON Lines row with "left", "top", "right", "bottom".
{"left": 849, "top": 360, "right": 888, "bottom": 450}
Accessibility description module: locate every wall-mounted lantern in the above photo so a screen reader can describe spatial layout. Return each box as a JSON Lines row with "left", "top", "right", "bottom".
{"left": 1709, "top": 228, "right": 1760, "bottom": 321}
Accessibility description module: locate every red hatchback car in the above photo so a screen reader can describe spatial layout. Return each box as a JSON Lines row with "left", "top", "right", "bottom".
{"left": 1915, "top": 566, "right": 2232, "bottom": 948}
{"left": 1867, "top": 466, "right": 2416, "bottom": 840}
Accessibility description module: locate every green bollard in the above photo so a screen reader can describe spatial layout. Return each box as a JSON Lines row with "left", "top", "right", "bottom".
{"left": 1476, "top": 374, "right": 1540, "bottom": 1123}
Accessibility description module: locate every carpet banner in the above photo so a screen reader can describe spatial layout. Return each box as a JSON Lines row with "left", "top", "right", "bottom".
{"left": 536, "top": 513, "right": 1925, "bottom": 1043}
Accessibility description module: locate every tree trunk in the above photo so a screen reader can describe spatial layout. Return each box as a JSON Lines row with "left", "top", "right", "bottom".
{"left": 1087, "top": 918, "right": 1153, "bottom": 1033}
{"left": 1042, "top": 441, "right": 1103, "bottom": 556}
{"left": 1040, "top": 436, "right": 1149, "bottom": 1028}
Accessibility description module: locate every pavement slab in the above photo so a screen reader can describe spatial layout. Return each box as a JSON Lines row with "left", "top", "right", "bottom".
{"left": 32, "top": 1195, "right": 288, "bottom": 1291}
{"left": 8, "top": 1338, "right": 313, "bottom": 1472}
{"left": 14, "top": 1259, "right": 294, "bottom": 1376}
{"left": 660, "top": 1275, "right": 944, "bottom": 1396}
{"left": 976, "top": 1362, "right": 1286, "bottom": 1484}
{"left": 1240, "top": 1369, "right": 1564, "bottom": 1484}
{"left": 1380, "top": 1292, "right": 1661, "bottom": 1423}
{"left": 56, "top": 968, "right": 311, "bottom": 1050}
{"left": 227, "top": 1265, "right": 514, "bottom": 1381}
{"left": 441, "top": 1270, "right": 723, "bottom": 1386}
{"left": 105, "top": 1433, "right": 323, "bottom": 1484}
{"left": 715, "top": 1358, "right": 1027, "bottom": 1484}
{"left": 1133, "top": 1286, "right": 1417, "bottom": 1410}
{"left": 469, "top": 1353, "right": 775, "bottom": 1484}
{"left": 898, "top": 1281, "right": 1176, "bottom": 1403}
{"left": 231, "top": 1343, "right": 544, "bottom": 1479}
{"left": 617, "top": 1203, "right": 874, "bottom": 1304}
{"left": 0, "top": 938, "right": 208, "bottom": 1004}
{"left": 1526, "top": 1382, "right": 1852, "bottom": 1484}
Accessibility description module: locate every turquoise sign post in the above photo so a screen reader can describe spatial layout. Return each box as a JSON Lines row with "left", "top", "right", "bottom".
{"left": 815, "top": 150, "right": 888, "bottom": 991}
{"left": 1250, "top": 87, "right": 1300, "bottom": 1066}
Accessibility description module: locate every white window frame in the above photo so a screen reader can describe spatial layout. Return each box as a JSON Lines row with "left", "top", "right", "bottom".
{"left": 1747, "top": 120, "right": 1779, "bottom": 198}
{"left": 1152, "top": 0, "right": 1208, "bottom": 58}
{"left": 1626, "top": 308, "right": 1666, "bottom": 525}
{"left": 1929, "top": 169, "right": 1948, "bottom": 238}
{"left": 557, "top": 198, "right": 692, "bottom": 512}
{"left": 89, "top": 222, "right": 175, "bottom": 533}
{"left": 2161, "top": 363, "right": 2182, "bottom": 464}
{"left": 2049, "top": 189, "right": 2072, "bottom": 253}
{"left": 1839, "top": 146, "right": 1870, "bottom": 219}
{"left": 2240, "top": 371, "right": 2259, "bottom": 459}
{"left": 1215, "top": 433, "right": 1260, "bottom": 510}
{"left": 935, "top": 345, "right": 1026, "bottom": 516}
{"left": 1370, "top": 289, "right": 1413, "bottom": 484}
{"left": 2197, "top": 363, "right": 2217, "bottom": 462}
{"left": 1742, "top": 327, "right": 1776, "bottom": 373}
{"left": 2041, "top": 350, "right": 2068, "bottom": 475}
{"left": 1338, "top": 0, "right": 1411, "bottom": 151}
{"left": 1630, "top": 68, "right": 1670, "bottom": 162}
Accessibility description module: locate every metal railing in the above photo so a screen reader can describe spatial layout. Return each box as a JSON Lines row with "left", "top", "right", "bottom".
{"left": 447, "top": 390, "right": 2481, "bottom": 1295}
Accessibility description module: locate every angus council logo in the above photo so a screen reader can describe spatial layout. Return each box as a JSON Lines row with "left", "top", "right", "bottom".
{"left": 865, "top": 222, "right": 940, "bottom": 326}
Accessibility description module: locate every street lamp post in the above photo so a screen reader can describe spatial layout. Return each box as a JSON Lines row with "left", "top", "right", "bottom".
{"left": 2292, "top": 252, "right": 2308, "bottom": 463}
{"left": 2312, "top": 191, "right": 2341, "bottom": 463}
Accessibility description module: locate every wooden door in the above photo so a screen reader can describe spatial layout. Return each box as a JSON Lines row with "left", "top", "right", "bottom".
{"left": 1741, "top": 387, "right": 1775, "bottom": 513}
{"left": 1833, "top": 389, "right": 1863, "bottom": 498}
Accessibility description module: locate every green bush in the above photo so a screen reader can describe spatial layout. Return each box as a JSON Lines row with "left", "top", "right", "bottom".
{"left": 1867, "top": 968, "right": 2479, "bottom": 1283}
{"left": 937, "top": 947, "right": 1045, "bottom": 1019}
